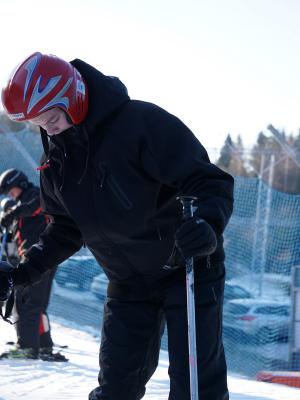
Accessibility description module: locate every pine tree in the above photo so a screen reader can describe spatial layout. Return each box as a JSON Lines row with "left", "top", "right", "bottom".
{"left": 249, "top": 126, "right": 300, "bottom": 193}
{"left": 216, "top": 134, "right": 234, "bottom": 171}
{"left": 228, "top": 135, "right": 248, "bottom": 176}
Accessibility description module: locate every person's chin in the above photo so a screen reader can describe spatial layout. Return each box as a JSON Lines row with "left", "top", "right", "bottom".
{"left": 48, "top": 126, "right": 74, "bottom": 136}
{"left": 48, "top": 131, "right": 62, "bottom": 136}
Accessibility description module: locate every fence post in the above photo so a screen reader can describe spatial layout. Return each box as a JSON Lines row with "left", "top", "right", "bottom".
{"left": 289, "top": 265, "right": 300, "bottom": 370}
{"left": 250, "top": 155, "right": 265, "bottom": 291}
{"left": 258, "top": 154, "right": 275, "bottom": 297}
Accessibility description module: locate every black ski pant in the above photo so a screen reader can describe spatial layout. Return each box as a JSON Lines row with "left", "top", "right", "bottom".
{"left": 14, "top": 267, "right": 57, "bottom": 351}
{"left": 89, "top": 263, "right": 229, "bottom": 400}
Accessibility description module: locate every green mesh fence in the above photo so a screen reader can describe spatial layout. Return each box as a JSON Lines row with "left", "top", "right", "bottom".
{"left": 223, "top": 176, "right": 300, "bottom": 379}
{"left": 1, "top": 128, "right": 300, "bottom": 384}
{"left": 0, "top": 128, "right": 41, "bottom": 186}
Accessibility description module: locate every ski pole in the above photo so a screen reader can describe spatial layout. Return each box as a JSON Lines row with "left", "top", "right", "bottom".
{"left": 0, "top": 229, "right": 8, "bottom": 261}
{"left": 177, "top": 196, "right": 199, "bottom": 400}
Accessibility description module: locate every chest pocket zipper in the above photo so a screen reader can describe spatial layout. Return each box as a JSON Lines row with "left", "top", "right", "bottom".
{"left": 98, "top": 162, "right": 133, "bottom": 210}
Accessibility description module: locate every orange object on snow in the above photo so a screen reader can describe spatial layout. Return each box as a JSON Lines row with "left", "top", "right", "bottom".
{"left": 257, "top": 370, "right": 300, "bottom": 388}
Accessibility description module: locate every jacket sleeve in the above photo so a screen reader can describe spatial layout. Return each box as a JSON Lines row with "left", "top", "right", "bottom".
{"left": 141, "top": 105, "right": 234, "bottom": 235}
{"left": 12, "top": 173, "right": 83, "bottom": 286}
{"left": 14, "top": 196, "right": 40, "bottom": 217}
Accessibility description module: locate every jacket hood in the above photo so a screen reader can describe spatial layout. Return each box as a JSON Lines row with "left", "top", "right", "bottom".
{"left": 39, "top": 60, "right": 130, "bottom": 185}
{"left": 70, "top": 59, "right": 130, "bottom": 132}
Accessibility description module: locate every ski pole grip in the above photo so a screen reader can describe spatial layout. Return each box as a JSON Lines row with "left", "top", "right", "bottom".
{"left": 176, "top": 196, "right": 198, "bottom": 220}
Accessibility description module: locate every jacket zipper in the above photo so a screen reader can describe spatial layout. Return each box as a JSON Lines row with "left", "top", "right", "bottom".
{"left": 91, "top": 181, "right": 143, "bottom": 278}
{"left": 156, "top": 226, "right": 162, "bottom": 241}
{"left": 98, "top": 163, "right": 133, "bottom": 210}
{"left": 206, "top": 255, "right": 211, "bottom": 269}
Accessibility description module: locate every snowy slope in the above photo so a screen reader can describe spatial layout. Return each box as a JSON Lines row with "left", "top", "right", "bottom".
{"left": 0, "top": 318, "right": 299, "bottom": 400}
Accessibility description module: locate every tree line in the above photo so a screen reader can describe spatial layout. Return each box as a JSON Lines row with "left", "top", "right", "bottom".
{"left": 216, "top": 125, "right": 300, "bottom": 194}
{"left": 1, "top": 112, "right": 300, "bottom": 193}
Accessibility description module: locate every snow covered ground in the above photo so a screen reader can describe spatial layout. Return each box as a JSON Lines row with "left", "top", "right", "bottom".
{"left": 0, "top": 318, "right": 299, "bottom": 400}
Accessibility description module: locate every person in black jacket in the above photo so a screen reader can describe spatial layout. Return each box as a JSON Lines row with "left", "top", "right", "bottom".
{"left": 0, "top": 197, "right": 19, "bottom": 266}
{"left": 0, "top": 52, "right": 234, "bottom": 399}
{"left": 0, "top": 169, "right": 65, "bottom": 361}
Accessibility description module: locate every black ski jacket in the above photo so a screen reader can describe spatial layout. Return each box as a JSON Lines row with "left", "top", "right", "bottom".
{"left": 9, "top": 184, "right": 48, "bottom": 260}
{"left": 13, "top": 60, "right": 234, "bottom": 287}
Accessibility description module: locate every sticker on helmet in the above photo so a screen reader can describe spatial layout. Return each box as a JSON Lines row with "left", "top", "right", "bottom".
{"left": 27, "top": 75, "right": 62, "bottom": 114}
{"left": 24, "top": 54, "right": 40, "bottom": 102}
{"left": 39, "top": 77, "right": 73, "bottom": 113}
{"left": 77, "top": 80, "right": 85, "bottom": 95}
{"left": 6, "top": 171, "right": 22, "bottom": 185}
{"left": 8, "top": 113, "right": 25, "bottom": 120}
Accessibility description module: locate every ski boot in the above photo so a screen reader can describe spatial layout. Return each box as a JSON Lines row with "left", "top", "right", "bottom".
{"left": 39, "top": 347, "right": 68, "bottom": 362}
{"left": 0, "top": 346, "right": 38, "bottom": 360}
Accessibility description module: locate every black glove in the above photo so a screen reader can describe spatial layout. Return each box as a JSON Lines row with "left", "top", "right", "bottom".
{"left": 0, "top": 207, "right": 20, "bottom": 228}
{"left": 0, "top": 262, "right": 14, "bottom": 302}
{"left": 175, "top": 217, "right": 217, "bottom": 260}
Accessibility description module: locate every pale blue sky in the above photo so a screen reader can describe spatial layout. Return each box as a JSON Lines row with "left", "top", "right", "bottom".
{"left": 1, "top": 0, "right": 300, "bottom": 149}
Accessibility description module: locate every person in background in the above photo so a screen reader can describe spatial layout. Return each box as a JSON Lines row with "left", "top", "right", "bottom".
{"left": 0, "top": 197, "right": 18, "bottom": 266}
{"left": 0, "top": 52, "right": 234, "bottom": 399}
{"left": 0, "top": 168, "right": 66, "bottom": 361}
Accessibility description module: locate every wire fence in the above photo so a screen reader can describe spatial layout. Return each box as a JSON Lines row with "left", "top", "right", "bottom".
{"left": 1, "top": 127, "right": 300, "bottom": 386}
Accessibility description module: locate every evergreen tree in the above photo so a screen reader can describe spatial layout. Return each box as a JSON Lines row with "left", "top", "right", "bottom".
{"left": 216, "top": 134, "right": 234, "bottom": 171}
{"left": 249, "top": 126, "right": 300, "bottom": 193}
{"left": 249, "top": 132, "right": 267, "bottom": 177}
{"left": 217, "top": 134, "right": 248, "bottom": 176}
{"left": 228, "top": 134, "right": 248, "bottom": 176}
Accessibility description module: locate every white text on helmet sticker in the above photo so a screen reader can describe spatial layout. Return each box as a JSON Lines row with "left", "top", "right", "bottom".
{"left": 8, "top": 113, "right": 25, "bottom": 120}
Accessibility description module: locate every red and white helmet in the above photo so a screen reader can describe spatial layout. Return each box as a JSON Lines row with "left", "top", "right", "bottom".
{"left": 1, "top": 52, "right": 88, "bottom": 125}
